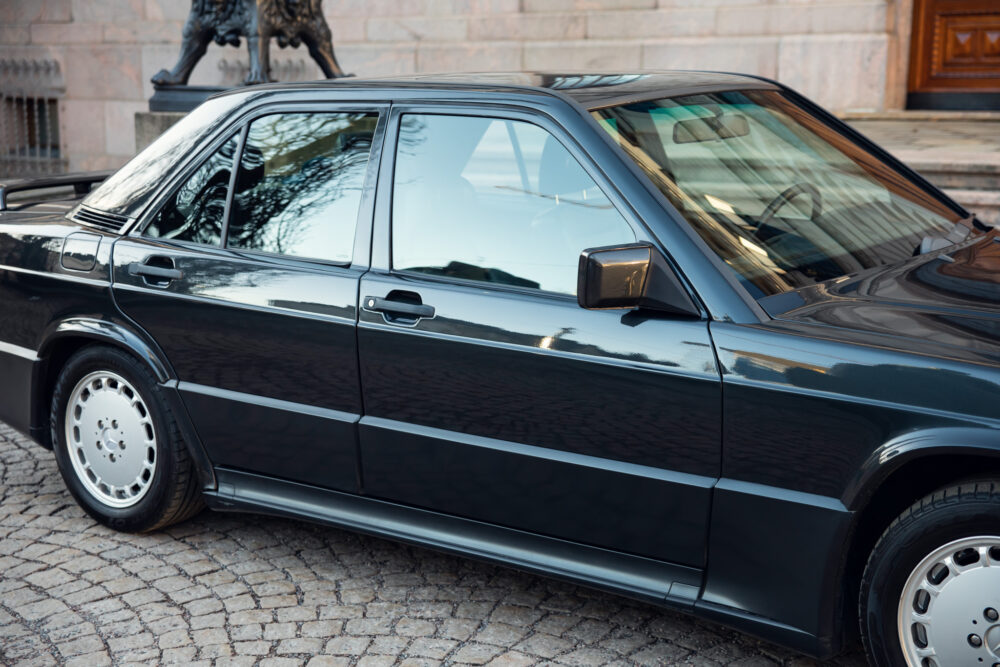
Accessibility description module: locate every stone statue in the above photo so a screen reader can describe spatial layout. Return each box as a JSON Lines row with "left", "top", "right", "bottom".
{"left": 151, "top": 0, "right": 349, "bottom": 87}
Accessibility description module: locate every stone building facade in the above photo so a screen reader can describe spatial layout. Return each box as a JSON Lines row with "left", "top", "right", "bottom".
{"left": 0, "top": 0, "right": 982, "bottom": 173}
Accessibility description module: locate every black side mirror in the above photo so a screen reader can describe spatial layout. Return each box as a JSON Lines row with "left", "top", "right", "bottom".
{"left": 577, "top": 243, "right": 699, "bottom": 317}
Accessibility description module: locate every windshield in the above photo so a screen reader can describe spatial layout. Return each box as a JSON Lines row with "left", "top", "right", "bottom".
{"left": 592, "top": 90, "right": 973, "bottom": 298}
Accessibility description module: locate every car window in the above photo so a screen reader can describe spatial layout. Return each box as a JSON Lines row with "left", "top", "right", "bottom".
{"left": 593, "top": 90, "right": 967, "bottom": 298}
{"left": 392, "top": 114, "right": 635, "bottom": 295}
{"left": 144, "top": 134, "right": 238, "bottom": 246}
{"left": 225, "top": 112, "right": 378, "bottom": 264}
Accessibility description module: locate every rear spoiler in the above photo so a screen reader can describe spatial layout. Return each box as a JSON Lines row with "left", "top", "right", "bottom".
{"left": 0, "top": 171, "right": 113, "bottom": 212}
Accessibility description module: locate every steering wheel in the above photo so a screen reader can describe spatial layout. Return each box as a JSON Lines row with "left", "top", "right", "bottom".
{"left": 754, "top": 183, "right": 823, "bottom": 236}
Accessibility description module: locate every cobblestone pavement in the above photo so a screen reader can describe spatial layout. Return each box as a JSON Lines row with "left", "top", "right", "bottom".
{"left": 0, "top": 423, "right": 867, "bottom": 666}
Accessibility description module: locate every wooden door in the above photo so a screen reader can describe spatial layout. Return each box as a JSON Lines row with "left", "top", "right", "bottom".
{"left": 908, "top": 0, "right": 1000, "bottom": 109}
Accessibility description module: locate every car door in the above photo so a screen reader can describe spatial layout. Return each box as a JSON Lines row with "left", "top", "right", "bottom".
{"left": 357, "top": 106, "right": 721, "bottom": 567}
{"left": 112, "top": 105, "right": 386, "bottom": 492}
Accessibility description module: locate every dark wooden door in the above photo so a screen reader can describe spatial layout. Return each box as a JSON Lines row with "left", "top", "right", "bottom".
{"left": 908, "top": 0, "right": 1000, "bottom": 109}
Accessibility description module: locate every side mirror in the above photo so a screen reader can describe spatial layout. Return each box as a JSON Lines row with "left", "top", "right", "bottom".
{"left": 577, "top": 243, "right": 700, "bottom": 317}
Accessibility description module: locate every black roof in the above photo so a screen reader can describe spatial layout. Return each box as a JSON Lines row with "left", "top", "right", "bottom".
{"left": 84, "top": 70, "right": 778, "bottom": 220}
{"left": 217, "top": 71, "right": 779, "bottom": 109}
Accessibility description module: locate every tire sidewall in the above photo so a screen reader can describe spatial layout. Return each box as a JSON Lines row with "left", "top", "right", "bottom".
{"left": 862, "top": 497, "right": 1000, "bottom": 666}
{"left": 51, "top": 346, "right": 176, "bottom": 532}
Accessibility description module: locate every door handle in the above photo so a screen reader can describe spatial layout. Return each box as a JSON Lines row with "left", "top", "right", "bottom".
{"left": 363, "top": 295, "right": 435, "bottom": 320}
{"left": 128, "top": 258, "right": 183, "bottom": 283}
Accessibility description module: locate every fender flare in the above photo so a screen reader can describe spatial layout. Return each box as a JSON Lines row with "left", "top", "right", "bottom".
{"left": 34, "top": 317, "right": 216, "bottom": 490}
{"left": 842, "top": 425, "right": 1000, "bottom": 511}
{"left": 38, "top": 316, "right": 173, "bottom": 382}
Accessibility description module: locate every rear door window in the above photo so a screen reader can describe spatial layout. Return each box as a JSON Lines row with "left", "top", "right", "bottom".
{"left": 226, "top": 112, "right": 379, "bottom": 264}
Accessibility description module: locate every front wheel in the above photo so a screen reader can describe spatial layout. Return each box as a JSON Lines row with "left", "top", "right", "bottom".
{"left": 51, "top": 346, "right": 202, "bottom": 532}
{"left": 860, "top": 481, "right": 1000, "bottom": 667}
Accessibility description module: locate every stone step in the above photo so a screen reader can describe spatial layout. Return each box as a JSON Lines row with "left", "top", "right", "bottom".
{"left": 906, "top": 158, "right": 1000, "bottom": 192}
{"left": 944, "top": 188, "right": 1000, "bottom": 226}
{"left": 841, "top": 111, "right": 1000, "bottom": 122}
{"left": 843, "top": 115, "right": 1000, "bottom": 194}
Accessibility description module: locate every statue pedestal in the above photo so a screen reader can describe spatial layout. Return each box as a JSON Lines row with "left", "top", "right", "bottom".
{"left": 136, "top": 84, "right": 232, "bottom": 152}
{"left": 134, "top": 111, "right": 185, "bottom": 152}
{"left": 149, "top": 85, "right": 229, "bottom": 113}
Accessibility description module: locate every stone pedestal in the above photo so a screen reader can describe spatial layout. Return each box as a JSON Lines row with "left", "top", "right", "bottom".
{"left": 135, "top": 111, "right": 186, "bottom": 152}
{"left": 149, "top": 85, "right": 228, "bottom": 112}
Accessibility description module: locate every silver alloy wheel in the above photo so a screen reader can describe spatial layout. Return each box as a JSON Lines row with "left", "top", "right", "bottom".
{"left": 898, "top": 535, "right": 1000, "bottom": 667}
{"left": 65, "top": 371, "right": 157, "bottom": 509}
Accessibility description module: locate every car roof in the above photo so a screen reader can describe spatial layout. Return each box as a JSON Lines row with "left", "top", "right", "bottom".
{"left": 81, "top": 70, "right": 779, "bottom": 221}
{"left": 212, "top": 71, "right": 779, "bottom": 110}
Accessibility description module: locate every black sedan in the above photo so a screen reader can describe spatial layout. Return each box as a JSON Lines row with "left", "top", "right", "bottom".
{"left": 0, "top": 72, "right": 997, "bottom": 667}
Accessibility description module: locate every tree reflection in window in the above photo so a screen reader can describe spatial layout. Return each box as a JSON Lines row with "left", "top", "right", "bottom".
{"left": 226, "top": 112, "right": 378, "bottom": 263}
{"left": 145, "top": 134, "right": 238, "bottom": 246}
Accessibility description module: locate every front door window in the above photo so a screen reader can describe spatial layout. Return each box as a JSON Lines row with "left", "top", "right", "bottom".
{"left": 392, "top": 114, "right": 635, "bottom": 296}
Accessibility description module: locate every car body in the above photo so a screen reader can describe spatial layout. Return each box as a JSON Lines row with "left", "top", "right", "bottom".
{"left": 0, "top": 71, "right": 998, "bottom": 665}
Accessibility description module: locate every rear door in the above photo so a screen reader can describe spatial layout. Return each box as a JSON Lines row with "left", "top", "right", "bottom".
{"left": 112, "top": 105, "right": 385, "bottom": 491}
{"left": 357, "top": 106, "right": 722, "bottom": 567}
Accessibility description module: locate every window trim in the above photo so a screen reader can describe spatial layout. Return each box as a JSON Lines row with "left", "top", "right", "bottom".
{"left": 219, "top": 123, "right": 249, "bottom": 249}
{"left": 134, "top": 101, "right": 389, "bottom": 272}
{"left": 378, "top": 103, "right": 652, "bottom": 298}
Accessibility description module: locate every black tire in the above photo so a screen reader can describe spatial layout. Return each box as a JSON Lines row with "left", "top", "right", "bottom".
{"left": 50, "top": 345, "right": 202, "bottom": 532}
{"left": 860, "top": 480, "right": 1000, "bottom": 666}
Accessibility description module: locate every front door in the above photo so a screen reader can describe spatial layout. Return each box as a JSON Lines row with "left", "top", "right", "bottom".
{"left": 909, "top": 0, "right": 1000, "bottom": 109}
{"left": 113, "top": 107, "right": 384, "bottom": 492}
{"left": 357, "top": 108, "right": 721, "bottom": 567}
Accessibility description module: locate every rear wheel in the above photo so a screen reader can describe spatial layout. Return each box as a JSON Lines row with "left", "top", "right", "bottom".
{"left": 51, "top": 346, "right": 202, "bottom": 532}
{"left": 860, "top": 481, "right": 1000, "bottom": 666}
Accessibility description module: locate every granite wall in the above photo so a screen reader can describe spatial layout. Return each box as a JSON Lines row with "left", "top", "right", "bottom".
{"left": 0, "top": 0, "right": 903, "bottom": 171}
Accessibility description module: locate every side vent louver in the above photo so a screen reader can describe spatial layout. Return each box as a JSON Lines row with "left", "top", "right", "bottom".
{"left": 72, "top": 207, "right": 129, "bottom": 234}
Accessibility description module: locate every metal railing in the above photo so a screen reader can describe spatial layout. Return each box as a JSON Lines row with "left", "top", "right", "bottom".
{"left": 0, "top": 93, "right": 64, "bottom": 178}
{"left": 0, "top": 58, "right": 66, "bottom": 179}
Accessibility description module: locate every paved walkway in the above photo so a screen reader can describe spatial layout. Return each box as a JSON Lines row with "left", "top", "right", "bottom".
{"left": 0, "top": 423, "right": 866, "bottom": 666}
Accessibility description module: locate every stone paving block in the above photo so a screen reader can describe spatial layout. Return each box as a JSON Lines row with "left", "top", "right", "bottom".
{"left": 356, "top": 656, "right": 396, "bottom": 667}
{"left": 369, "top": 634, "right": 409, "bottom": 656}
{"left": 56, "top": 633, "right": 105, "bottom": 656}
{"left": 198, "top": 642, "right": 234, "bottom": 659}
{"left": 190, "top": 612, "right": 226, "bottom": 629}
{"left": 234, "top": 639, "right": 270, "bottom": 655}
{"left": 301, "top": 619, "right": 344, "bottom": 637}
{"left": 452, "top": 641, "right": 503, "bottom": 664}
{"left": 162, "top": 645, "right": 199, "bottom": 663}
{"left": 308, "top": 657, "right": 353, "bottom": 667}
{"left": 64, "top": 651, "right": 112, "bottom": 667}
{"left": 276, "top": 636, "right": 324, "bottom": 654}
{"left": 325, "top": 635, "right": 372, "bottom": 655}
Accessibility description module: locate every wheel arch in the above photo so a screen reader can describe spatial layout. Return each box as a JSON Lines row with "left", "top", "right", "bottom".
{"left": 838, "top": 429, "right": 1000, "bottom": 645}
{"left": 32, "top": 317, "right": 216, "bottom": 490}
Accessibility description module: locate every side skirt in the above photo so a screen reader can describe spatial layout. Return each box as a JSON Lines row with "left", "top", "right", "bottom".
{"left": 204, "top": 469, "right": 834, "bottom": 657}
{"left": 205, "top": 468, "right": 702, "bottom": 607}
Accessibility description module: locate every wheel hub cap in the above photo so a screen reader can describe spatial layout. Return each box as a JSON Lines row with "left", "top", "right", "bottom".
{"left": 65, "top": 371, "right": 156, "bottom": 508}
{"left": 898, "top": 536, "right": 1000, "bottom": 667}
